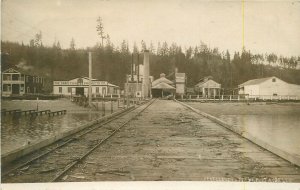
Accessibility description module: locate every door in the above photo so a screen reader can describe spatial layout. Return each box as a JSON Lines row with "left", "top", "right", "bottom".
{"left": 76, "top": 87, "right": 84, "bottom": 96}
{"left": 12, "top": 84, "right": 20, "bottom": 94}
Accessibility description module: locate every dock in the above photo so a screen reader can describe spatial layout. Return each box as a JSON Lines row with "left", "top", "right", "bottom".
{"left": 1, "top": 99, "right": 299, "bottom": 183}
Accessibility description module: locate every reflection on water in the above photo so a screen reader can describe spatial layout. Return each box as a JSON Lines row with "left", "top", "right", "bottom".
{"left": 1, "top": 112, "right": 101, "bottom": 154}
{"left": 219, "top": 114, "right": 300, "bottom": 157}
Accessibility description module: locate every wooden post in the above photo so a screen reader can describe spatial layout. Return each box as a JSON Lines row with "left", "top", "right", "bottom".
{"left": 88, "top": 52, "right": 92, "bottom": 108}
{"left": 229, "top": 95, "right": 232, "bottom": 101}
{"left": 102, "top": 100, "right": 105, "bottom": 116}
{"left": 221, "top": 95, "right": 223, "bottom": 101}
{"left": 111, "top": 100, "right": 113, "bottom": 114}
{"left": 36, "top": 97, "right": 39, "bottom": 111}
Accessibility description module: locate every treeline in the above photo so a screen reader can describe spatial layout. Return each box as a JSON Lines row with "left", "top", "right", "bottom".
{"left": 1, "top": 40, "right": 300, "bottom": 93}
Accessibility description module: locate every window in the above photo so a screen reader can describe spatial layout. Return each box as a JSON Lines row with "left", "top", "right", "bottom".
{"left": 27, "top": 87, "right": 30, "bottom": 93}
{"left": 96, "top": 87, "right": 99, "bottom": 93}
{"left": 59, "top": 87, "right": 62, "bottom": 93}
{"left": 273, "top": 93, "right": 278, "bottom": 96}
{"left": 3, "top": 74, "right": 11, "bottom": 81}
{"left": 272, "top": 78, "right": 276, "bottom": 82}
{"left": 3, "top": 84, "right": 10, "bottom": 91}
{"left": 68, "top": 87, "right": 71, "bottom": 93}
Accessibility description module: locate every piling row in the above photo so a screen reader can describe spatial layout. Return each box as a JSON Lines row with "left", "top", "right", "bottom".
{"left": 2, "top": 109, "right": 67, "bottom": 117}
{"left": 48, "top": 110, "right": 67, "bottom": 116}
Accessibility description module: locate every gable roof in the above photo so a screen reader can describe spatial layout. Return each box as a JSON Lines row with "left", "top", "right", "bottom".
{"left": 152, "top": 82, "right": 175, "bottom": 90}
{"left": 152, "top": 77, "right": 174, "bottom": 86}
{"left": 195, "top": 79, "right": 221, "bottom": 87}
{"left": 3, "top": 68, "right": 21, "bottom": 74}
{"left": 238, "top": 76, "right": 278, "bottom": 87}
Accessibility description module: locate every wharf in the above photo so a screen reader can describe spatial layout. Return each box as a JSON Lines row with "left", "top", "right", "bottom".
{"left": 64, "top": 100, "right": 300, "bottom": 182}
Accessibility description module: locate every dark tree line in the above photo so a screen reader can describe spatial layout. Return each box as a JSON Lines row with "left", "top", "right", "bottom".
{"left": 1, "top": 39, "right": 300, "bottom": 93}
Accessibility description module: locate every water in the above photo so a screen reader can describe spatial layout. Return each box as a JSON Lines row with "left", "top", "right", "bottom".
{"left": 1, "top": 112, "right": 101, "bottom": 154}
{"left": 1, "top": 99, "right": 123, "bottom": 154}
{"left": 219, "top": 114, "right": 300, "bottom": 158}
{"left": 186, "top": 102, "right": 300, "bottom": 159}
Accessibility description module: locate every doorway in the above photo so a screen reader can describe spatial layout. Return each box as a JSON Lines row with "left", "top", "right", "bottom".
{"left": 12, "top": 84, "right": 20, "bottom": 94}
{"left": 76, "top": 87, "right": 84, "bottom": 96}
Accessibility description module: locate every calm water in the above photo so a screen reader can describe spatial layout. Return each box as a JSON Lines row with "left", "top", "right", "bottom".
{"left": 1, "top": 99, "right": 123, "bottom": 154}
{"left": 219, "top": 114, "right": 300, "bottom": 157}
{"left": 186, "top": 102, "right": 300, "bottom": 159}
{"left": 1, "top": 112, "right": 101, "bottom": 154}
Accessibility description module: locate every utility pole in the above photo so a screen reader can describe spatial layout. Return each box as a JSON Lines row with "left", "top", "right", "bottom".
{"left": 88, "top": 52, "right": 92, "bottom": 108}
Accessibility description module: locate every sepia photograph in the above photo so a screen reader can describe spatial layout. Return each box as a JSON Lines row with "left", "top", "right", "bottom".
{"left": 1, "top": 0, "right": 300, "bottom": 189}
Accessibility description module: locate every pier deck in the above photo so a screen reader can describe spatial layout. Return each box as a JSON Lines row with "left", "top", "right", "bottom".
{"left": 64, "top": 100, "right": 300, "bottom": 182}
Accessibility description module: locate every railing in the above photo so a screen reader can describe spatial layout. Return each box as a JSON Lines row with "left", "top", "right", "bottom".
{"left": 178, "top": 94, "right": 299, "bottom": 101}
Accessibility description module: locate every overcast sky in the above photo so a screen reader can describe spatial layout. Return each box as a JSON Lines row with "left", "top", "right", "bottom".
{"left": 2, "top": 0, "right": 300, "bottom": 56}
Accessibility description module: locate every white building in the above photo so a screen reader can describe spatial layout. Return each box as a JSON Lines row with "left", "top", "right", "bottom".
{"left": 238, "top": 76, "right": 300, "bottom": 98}
{"left": 53, "top": 77, "right": 120, "bottom": 97}
{"left": 194, "top": 76, "right": 221, "bottom": 97}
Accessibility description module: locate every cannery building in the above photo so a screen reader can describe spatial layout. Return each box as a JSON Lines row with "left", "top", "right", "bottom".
{"left": 53, "top": 77, "right": 120, "bottom": 97}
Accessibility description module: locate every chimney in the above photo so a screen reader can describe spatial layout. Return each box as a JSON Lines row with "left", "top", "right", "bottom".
{"left": 160, "top": 73, "right": 166, "bottom": 78}
{"left": 143, "top": 50, "right": 150, "bottom": 98}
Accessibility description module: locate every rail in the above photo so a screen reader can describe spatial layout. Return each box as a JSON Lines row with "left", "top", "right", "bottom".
{"left": 1, "top": 99, "right": 155, "bottom": 182}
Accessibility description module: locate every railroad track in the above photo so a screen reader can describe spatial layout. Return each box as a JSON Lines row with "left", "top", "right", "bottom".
{"left": 2, "top": 99, "right": 156, "bottom": 183}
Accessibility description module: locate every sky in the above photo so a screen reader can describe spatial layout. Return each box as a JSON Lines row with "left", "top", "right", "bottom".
{"left": 1, "top": 0, "right": 300, "bottom": 56}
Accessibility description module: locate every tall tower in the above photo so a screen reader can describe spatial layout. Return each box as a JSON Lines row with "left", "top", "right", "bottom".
{"left": 143, "top": 50, "right": 150, "bottom": 98}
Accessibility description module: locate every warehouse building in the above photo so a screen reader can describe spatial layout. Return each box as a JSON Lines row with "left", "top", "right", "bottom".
{"left": 238, "top": 76, "right": 300, "bottom": 99}
{"left": 53, "top": 77, "right": 120, "bottom": 97}
{"left": 2, "top": 68, "right": 44, "bottom": 96}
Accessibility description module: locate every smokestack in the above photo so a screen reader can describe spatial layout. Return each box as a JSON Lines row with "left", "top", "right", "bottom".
{"left": 131, "top": 53, "right": 134, "bottom": 82}
{"left": 143, "top": 50, "right": 150, "bottom": 98}
{"left": 137, "top": 54, "right": 140, "bottom": 83}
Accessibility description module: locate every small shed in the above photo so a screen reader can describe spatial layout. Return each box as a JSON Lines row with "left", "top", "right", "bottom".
{"left": 151, "top": 73, "right": 175, "bottom": 98}
{"left": 194, "top": 76, "right": 221, "bottom": 98}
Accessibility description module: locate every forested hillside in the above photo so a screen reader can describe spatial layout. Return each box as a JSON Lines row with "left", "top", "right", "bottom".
{"left": 2, "top": 40, "right": 300, "bottom": 93}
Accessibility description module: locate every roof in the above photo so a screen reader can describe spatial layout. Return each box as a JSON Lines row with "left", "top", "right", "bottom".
{"left": 152, "top": 77, "right": 174, "bottom": 86}
{"left": 2, "top": 67, "right": 39, "bottom": 76}
{"left": 152, "top": 82, "right": 176, "bottom": 90}
{"left": 239, "top": 77, "right": 275, "bottom": 87}
{"left": 108, "top": 83, "right": 119, "bottom": 88}
{"left": 195, "top": 79, "right": 221, "bottom": 87}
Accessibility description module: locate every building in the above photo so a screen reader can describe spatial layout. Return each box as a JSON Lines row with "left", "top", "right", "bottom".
{"left": 238, "top": 76, "right": 300, "bottom": 98}
{"left": 53, "top": 77, "right": 120, "bottom": 97}
{"left": 175, "top": 72, "right": 186, "bottom": 95}
{"left": 1, "top": 68, "right": 44, "bottom": 96}
{"left": 125, "top": 74, "right": 153, "bottom": 98}
{"left": 125, "top": 50, "right": 152, "bottom": 98}
{"left": 151, "top": 73, "right": 176, "bottom": 98}
{"left": 194, "top": 76, "right": 221, "bottom": 98}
